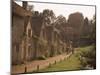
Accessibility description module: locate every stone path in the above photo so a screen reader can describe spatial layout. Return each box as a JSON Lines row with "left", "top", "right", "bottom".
{"left": 11, "top": 53, "right": 72, "bottom": 74}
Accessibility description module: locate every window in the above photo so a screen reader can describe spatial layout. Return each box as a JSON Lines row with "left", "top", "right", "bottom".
{"left": 28, "top": 29, "right": 31, "bottom": 37}
{"left": 28, "top": 45, "right": 31, "bottom": 59}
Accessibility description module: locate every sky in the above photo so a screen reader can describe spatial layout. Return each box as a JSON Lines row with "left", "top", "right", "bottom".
{"left": 15, "top": 0, "right": 95, "bottom": 20}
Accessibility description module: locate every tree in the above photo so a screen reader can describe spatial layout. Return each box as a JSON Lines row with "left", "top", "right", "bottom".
{"left": 68, "top": 12, "right": 84, "bottom": 29}
{"left": 54, "top": 15, "right": 67, "bottom": 30}
{"left": 67, "top": 12, "right": 84, "bottom": 46}
{"left": 34, "top": 11, "right": 40, "bottom": 17}
{"left": 82, "top": 17, "right": 89, "bottom": 36}
{"left": 91, "top": 15, "right": 96, "bottom": 41}
{"left": 42, "top": 9, "right": 56, "bottom": 25}
{"left": 56, "top": 15, "right": 67, "bottom": 25}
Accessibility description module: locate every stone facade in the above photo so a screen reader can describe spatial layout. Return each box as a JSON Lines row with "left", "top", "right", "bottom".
{"left": 12, "top": 1, "right": 33, "bottom": 64}
{"left": 12, "top": 1, "right": 71, "bottom": 65}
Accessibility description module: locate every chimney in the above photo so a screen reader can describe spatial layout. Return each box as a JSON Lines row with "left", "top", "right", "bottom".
{"left": 22, "top": 1, "right": 28, "bottom": 10}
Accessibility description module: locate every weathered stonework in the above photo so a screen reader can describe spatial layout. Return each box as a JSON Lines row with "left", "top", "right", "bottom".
{"left": 12, "top": 1, "right": 71, "bottom": 65}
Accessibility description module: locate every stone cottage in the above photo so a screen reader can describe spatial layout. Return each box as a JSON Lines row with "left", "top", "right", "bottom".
{"left": 12, "top": 1, "right": 72, "bottom": 65}
{"left": 12, "top": 1, "right": 33, "bottom": 64}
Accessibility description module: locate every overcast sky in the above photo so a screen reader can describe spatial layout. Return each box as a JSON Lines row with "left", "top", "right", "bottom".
{"left": 15, "top": 0, "right": 95, "bottom": 20}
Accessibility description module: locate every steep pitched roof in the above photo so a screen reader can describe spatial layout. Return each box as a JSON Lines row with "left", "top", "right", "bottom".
{"left": 12, "top": 1, "right": 32, "bottom": 43}
{"left": 12, "top": 1, "right": 32, "bottom": 17}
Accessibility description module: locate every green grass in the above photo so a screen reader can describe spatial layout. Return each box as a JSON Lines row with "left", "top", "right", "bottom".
{"left": 38, "top": 52, "right": 81, "bottom": 72}
{"left": 33, "top": 45, "right": 95, "bottom": 73}
{"left": 43, "top": 55, "right": 81, "bottom": 72}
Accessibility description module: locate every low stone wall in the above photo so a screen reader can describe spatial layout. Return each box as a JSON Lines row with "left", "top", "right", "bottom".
{"left": 11, "top": 53, "right": 72, "bottom": 74}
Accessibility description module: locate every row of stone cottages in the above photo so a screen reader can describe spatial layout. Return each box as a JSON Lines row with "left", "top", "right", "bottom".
{"left": 12, "top": 1, "right": 72, "bottom": 65}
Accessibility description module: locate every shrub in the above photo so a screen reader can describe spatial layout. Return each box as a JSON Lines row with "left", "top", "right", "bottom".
{"left": 37, "top": 55, "right": 46, "bottom": 60}
{"left": 79, "top": 45, "right": 96, "bottom": 69}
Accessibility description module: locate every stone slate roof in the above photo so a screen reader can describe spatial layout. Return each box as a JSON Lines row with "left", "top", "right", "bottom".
{"left": 12, "top": 1, "right": 32, "bottom": 44}
{"left": 12, "top": 1, "right": 32, "bottom": 17}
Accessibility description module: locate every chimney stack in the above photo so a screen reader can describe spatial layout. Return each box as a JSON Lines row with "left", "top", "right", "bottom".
{"left": 22, "top": 1, "right": 28, "bottom": 10}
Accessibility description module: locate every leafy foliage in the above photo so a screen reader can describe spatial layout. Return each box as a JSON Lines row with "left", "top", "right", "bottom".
{"left": 79, "top": 45, "right": 96, "bottom": 69}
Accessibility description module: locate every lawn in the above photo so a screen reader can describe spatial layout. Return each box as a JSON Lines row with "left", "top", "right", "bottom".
{"left": 38, "top": 45, "right": 94, "bottom": 72}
